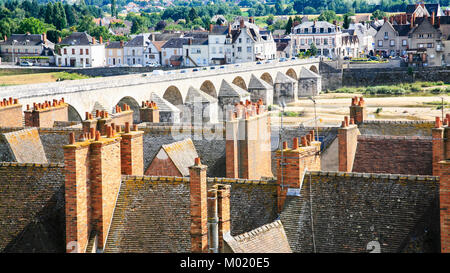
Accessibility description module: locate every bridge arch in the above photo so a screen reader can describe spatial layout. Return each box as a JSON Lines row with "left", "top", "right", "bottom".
{"left": 232, "top": 76, "right": 247, "bottom": 90}
{"left": 260, "top": 72, "right": 273, "bottom": 85}
{"left": 67, "top": 104, "right": 82, "bottom": 122}
{"left": 199, "top": 80, "right": 217, "bottom": 98}
{"left": 163, "top": 85, "right": 183, "bottom": 107}
{"left": 116, "top": 96, "right": 140, "bottom": 123}
{"left": 286, "top": 68, "right": 298, "bottom": 80}
{"left": 309, "top": 65, "right": 318, "bottom": 74}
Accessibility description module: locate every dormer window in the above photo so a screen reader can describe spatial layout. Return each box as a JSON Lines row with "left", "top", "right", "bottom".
{"left": 327, "top": 28, "right": 331, "bottom": 33}
{"left": 304, "top": 28, "right": 309, "bottom": 34}
{"left": 320, "top": 28, "right": 324, "bottom": 33}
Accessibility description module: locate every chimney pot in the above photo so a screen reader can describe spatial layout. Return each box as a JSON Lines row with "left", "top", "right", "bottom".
{"left": 195, "top": 157, "right": 201, "bottom": 166}
{"left": 69, "top": 132, "right": 75, "bottom": 144}
{"left": 293, "top": 138, "right": 299, "bottom": 149}
{"left": 283, "top": 141, "right": 288, "bottom": 150}
{"left": 436, "top": 116, "right": 442, "bottom": 128}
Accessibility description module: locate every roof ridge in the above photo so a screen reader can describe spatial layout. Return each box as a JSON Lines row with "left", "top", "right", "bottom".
{"left": 0, "top": 162, "right": 64, "bottom": 168}
{"left": 232, "top": 220, "right": 284, "bottom": 242}
{"left": 306, "top": 170, "right": 439, "bottom": 181}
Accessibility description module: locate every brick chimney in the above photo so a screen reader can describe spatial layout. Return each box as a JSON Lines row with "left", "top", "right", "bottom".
{"left": 42, "top": 32, "right": 47, "bottom": 45}
{"left": 225, "top": 102, "right": 272, "bottom": 180}
{"left": 0, "top": 97, "right": 22, "bottom": 127}
{"left": 207, "top": 189, "right": 218, "bottom": 253}
{"left": 24, "top": 98, "right": 68, "bottom": 127}
{"left": 338, "top": 116, "right": 360, "bottom": 172}
{"left": 431, "top": 11, "right": 435, "bottom": 26}
{"left": 139, "top": 100, "right": 159, "bottom": 123}
{"left": 120, "top": 40, "right": 124, "bottom": 47}
{"left": 228, "top": 23, "right": 231, "bottom": 34}
{"left": 58, "top": 36, "right": 62, "bottom": 43}
{"left": 189, "top": 157, "right": 208, "bottom": 253}
{"left": 3, "top": 35, "right": 6, "bottom": 41}
{"left": 349, "top": 96, "right": 367, "bottom": 125}
{"left": 215, "top": 184, "right": 231, "bottom": 253}
{"left": 120, "top": 122, "right": 144, "bottom": 176}
{"left": 432, "top": 117, "right": 445, "bottom": 176}
{"left": 99, "top": 36, "right": 103, "bottom": 44}
{"left": 276, "top": 133, "right": 321, "bottom": 212}
{"left": 239, "top": 19, "right": 245, "bottom": 29}
{"left": 209, "top": 24, "right": 213, "bottom": 32}
{"left": 92, "top": 37, "right": 96, "bottom": 44}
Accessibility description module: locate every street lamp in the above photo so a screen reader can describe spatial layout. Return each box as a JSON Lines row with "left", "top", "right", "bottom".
{"left": 12, "top": 39, "right": 17, "bottom": 65}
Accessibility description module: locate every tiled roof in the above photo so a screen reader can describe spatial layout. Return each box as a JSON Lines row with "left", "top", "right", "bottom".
{"left": 1, "top": 128, "right": 48, "bottom": 163}
{"left": 219, "top": 80, "right": 250, "bottom": 98}
{"left": 162, "top": 138, "right": 199, "bottom": 177}
{"left": 224, "top": 220, "right": 292, "bottom": 253}
{"left": 210, "top": 25, "right": 230, "bottom": 35}
{"left": 105, "top": 41, "right": 124, "bottom": 49}
{"left": 280, "top": 171, "right": 440, "bottom": 253}
{"left": 152, "top": 41, "right": 166, "bottom": 51}
{"left": 0, "top": 163, "right": 65, "bottom": 252}
{"left": 393, "top": 24, "right": 412, "bottom": 37}
{"left": 162, "top": 37, "right": 189, "bottom": 48}
{"left": 248, "top": 74, "right": 273, "bottom": 90}
{"left": 185, "top": 86, "right": 218, "bottom": 103}
{"left": 275, "top": 71, "right": 296, "bottom": 84}
{"left": 150, "top": 93, "right": 180, "bottom": 113}
{"left": 59, "top": 32, "right": 94, "bottom": 45}
{"left": 104, "top": 176, "right": 278, "bottom": 252}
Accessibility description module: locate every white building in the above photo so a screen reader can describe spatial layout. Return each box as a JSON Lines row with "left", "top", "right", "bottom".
{"left": 208, "top": 25, "right": 233, "bottom": 65}
{"left": 347, "top": 23, "right": 376, "bottom": 57}
{"left": 161, "top": 37, "right": 189, "bottom": 67}
{"left": 183, "top": 36, "right": 209, "bottom": 67}
{"left": 56, "top": 32, "right": 105, "bottom": 67}
{"left": 144, "top": 40, "right": 166, "bottom": 65}
{"left": 291, "top": 21, "right": 345, "bottom": 58}
{"left": 124, "top": 33, "right": 151, "bottom": 66}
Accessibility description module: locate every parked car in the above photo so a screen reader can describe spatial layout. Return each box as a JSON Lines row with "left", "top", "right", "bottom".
{"left": 201, "top": 67, "right": 207, "bottom": 70}
{"left": 290, "top": 57, "right": 297, "bottom": 60}
{"left": 193, "top": 68, "right": 199, "bottom": 72}
{"left": 256, "top": 61, "right": 262, "bottom": 64}
{"left": 234, "top": 64, "right": 241, "bottom": 67}
{"left": 219, "top": 65, "right": 225, "bottom": 69}
{"left": 20, "top": 61, "right": 33, "bottom": 66}
{"left": 166, "top": 71, "right": 174, "bottom": 75}
{"left": 279, "top": 58, "right": 287, "bottom": 62}
{"left": 146, "top": 62, "right": 160, "bottom": 67}
{"left": 180, "top": 70, "right": 187, "bottom": 73}
{"left": 210, "top": 66, "right": 216, "bottom": 70}
{"left": 152, "top": 70, "right": 164, "bottom": 75}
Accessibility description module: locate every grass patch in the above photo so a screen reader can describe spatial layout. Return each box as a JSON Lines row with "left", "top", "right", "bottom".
{"left": 279, "top": 111, "right": 303, "bottom": 117}
{"left": 52, "top": 72, "right": 91, "bottom": 81}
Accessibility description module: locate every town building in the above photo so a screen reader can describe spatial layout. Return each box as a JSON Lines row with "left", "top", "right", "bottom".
{"left": 56, "top": 32, "right": 105, "bottom": 67}
{"left": 0, "top": 33, "right": 55, "bottom": 65}
{"left": 124, "top": 33, "right": 151, "bottom": 66}
{"left": 291, "top": 20, "right": 346, "bottom": 58}
{"left": 374, "top": 19, "right": 410, "bottom": 57}
{"left": 183, "top": 33, "right": 209, "bottom": 67}
{"left": 105, "top": 41, "right": 124, "bottom": 67}
{"left": 144, "top": 40, "right": 166, "bottom": 66}
{"left": 161, "top": 37, "right": 189, "bottom": 66}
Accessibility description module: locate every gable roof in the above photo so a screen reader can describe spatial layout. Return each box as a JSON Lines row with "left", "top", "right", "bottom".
{"left": 59, "top": 32, "right": 94, "bottom": 46}
{"left": 1, "top": 128, "right": 47, "bottom": 163}
{"left": 150, "top": 93, "right": 180, "bottom": 113}
{"left": 210, "top": 25, "right": 230, "bottom": 35}
{"left": 248, "top": 74, "right": 273, "bottom": 90}
{"left": 151, "top": 41, "right": 166, "bottom": 51}
{"left": 280, "top": 171, "right": 440, "bottom": 253}
{"left": 219, "top": 80, "right": 250, "bottom": 98}
{"left": 125, "top": 33, "right": 151, "bottom": 47}
{"left": 162, "top": 37, "right": 189, "bottom": 49}
{"left": 185, "top": 86, "right": 218, "bottom": 103}
{"left": 161, "top": 138, "right": 199, "bottom": 177}
{"left": 0, "top": 33, "right": 52, "bottom": 47}
{"left": 105, "top": 41, "right": 124, "bottom": 49}
{"left": 224, "top": 220, "right": 292, "bottom": 253}
{"left": 275, "top": 71, "right": 296, "bottom": 84}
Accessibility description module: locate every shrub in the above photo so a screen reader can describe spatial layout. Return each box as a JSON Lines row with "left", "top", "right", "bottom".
{"left": 431, "top": 87, "right": 443, "bottom": 94}
{"left": 375, "top": 107, "right": 383, "bottom": 114}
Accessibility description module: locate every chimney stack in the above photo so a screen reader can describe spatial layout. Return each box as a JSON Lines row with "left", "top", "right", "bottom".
{"left": 92, "top": 37, "right": 96, "bottom": 44}
{"left": 58, "top": 36, "right": 62, "bottom": 43}
{"left": 189, "top": 157, "right": 208, "bottom": 253}
{"left": 215, "top": 184, "right": 231, "bottom": 252}
{"left": 120, "top": 40, "right": 124, "bottom": 47}
{"left": 239, "top": 19, "right": 244, "bottom": 29}
{"left": 99, "top": 36, "right": 103, "bottom": 44}
{"left": 3, "top": 35, "right": 6, "bottom": 41}
{"left": 338, "top": 116, "right": 359, "bottom": 172}
{"left": 431, "top": 12, "right": 435, "bottom": 26}
{"left": 209, "top": 24, "right": 213, "bottom": 33}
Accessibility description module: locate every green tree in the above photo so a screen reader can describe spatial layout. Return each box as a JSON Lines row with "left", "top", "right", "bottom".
{"left": 91, "top": 26, "right": 110, "bottom": 40}
{"left": 318, "top": 10, "right": 338, "bottom": 22}
{"left": 111, "top": 0, "right": 116, "bottom": 18}
{"left": 130, "top": 16, "right": 146, "bottom": 34}
{"left": 44, "top": 2, "right": 54, "bottom": 25}
{"left": 275, "top": 0, "right": 283, "bottom": 15}
{"left": 77, "top": 15, "right": 96, "bottom": 33}
{"left": 343, "top": 13, "right": 352, "bottom": 29}
{"left": 53, "top": 2, "right": 67, "bottom": 30}
{"left": 309, "top": 43, "right": 318, "bottom": 56}
{"left": 188, "top": 7, "right": 198, "bottom": 23}
{"left": 371, "top": 9, "right": 386, "bottom": 20}
{"left": 64, "top": 4, "right": 77, "bottom": 26}
{"left": 18, "top": 17, "right": 46, "bottom": 34}
{"left": 285, "top": 17, "right": 293, "bottom": 34}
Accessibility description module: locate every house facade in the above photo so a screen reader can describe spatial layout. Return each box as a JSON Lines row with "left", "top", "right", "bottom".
{"left": 124, "top": 33, "right": 151, "bottom": 66}
{"left": 105, "top": 41, "right": 124, "bottom": 67}
{"left": 0, "top": 33, "right": 55, "bottom": 65}
{"left": 374, "top": 20, "right": 410, "bottom": 57}
{"left": 183, "top": 37, "right": 209, "bottom": 67}
{"left": 144, "top": 40, "right": 166, "bottom": 65}
{"left": 290, "top": 21, "right": 345, "bottom": 58}
{"left": 161, "top": 37, "right": 189, "bottom": 66}
{"left": 56, "top": 32, "right": 105, "bottom": 67}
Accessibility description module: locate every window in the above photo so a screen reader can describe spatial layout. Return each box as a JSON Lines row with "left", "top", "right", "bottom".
{"left": 324, "top": 39, "right": 328, "bottom": 45}
{"left": 108, "top": 50, "right": 112, "bottom": 56}
{"left": 174, "top": 49, "right": 177, "bottom": 55}
{"left": 219, "top": 47, "right": 223, "bottom": 54}
{"left": 390, "top": 40, "right": 395, "bottom": 46}
{"left": 86, "top": 49, "right": 89, "bottom": 55}
{"left": 72, "top": 48, "right": 75, "bottom": 54}
{"left": 64, "top": 48, "right": 67, "bottom": 54}
{"left": 80, "top": 49, "right": 83, "bottom": 55}
{"left": 300, "top": 38, "right": 305, "bottom": 45}
{"left": 25, "top": 49, "right": 28, "bottom": 53}
{"left": 427, "top": 34, "right": 432, "bottom": 38}
{"left": 418, "top": 34, "right": 424, "bottom": 38}
{"left": 86, "top": 58, "right": 89, "bottom": 64}
{"left": 427, "top": 43, "right": 433, "bottom": 48}
{"left": 237, "top": 47, "right": 242, "bottom": 52}
{"left": 384, "top": 32, "right": 388, "bottom": 39}
{"left": 402, "top": 40, "right": 407, "bottom": 46}
{"left": 304, "top": 28, "right": 309, "bottom": 34}
{"left": 246, "top": 38, "right": 250, "bottom": 43}
{"left": 378, "top": 40, "right": 383, "bottom": 47}
{"left": 419, "top": 43, "right": 424, "bottom": 48}
{"left": 308, "top": 38, "right": 313, "bottom": 45}
{"left": 212, "top": 47, "right": 216, "bottom": 54}
{"left": 316, "top": 38, "right": 320, "bottom": 45}
{"left": 239, "top": 38, "right": 242, "bottom": 43}
{"left": 247, "top": 46, "right": 251, "bottom": 53}
{"left": 215, "top": 38, "right": 219, "bottom": 44}
{"left": 118, "top": 50, "right": 121, "bottom": 56}
{"left": 34, "top": 49, "right": 38, "bottom": 53}
{"left": 163, "top": 51, "right": 166, "bottom": 56}
{"left": 320, "top": 28, "right": 324, "bottom": 33}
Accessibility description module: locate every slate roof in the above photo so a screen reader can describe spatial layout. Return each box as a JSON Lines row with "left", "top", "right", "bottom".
{"left": 162, "top": 37, "right": 189, "bottom": 49}
{"left": 393, "top": 24, "right": 412, "bottom": 37}
{"left": 161, "top": 138, "right": 199, "bottom": 177}
{"left": 0, "top": 34, "right": 52, "bottom": 47}
{"left": 185, "top": 86, "right": 218, "bottom": 103}
{"left": 224, "top": 220, "right": 292, "bottom": 253}
{"left": 299, "top": 67, "right": 320, "bottom": 79}
{"left": 150, "top": 93, "right": 180, "bottom": 113}
{"left": 248, "top": 74, "right": 273, "bottom": 90}
{"left": 219, "top": 80, "right": 250, "bottom": 98}
{"left": 273, "top": 29, "right": 286, "bottom": 36}
{"left": 125, "top": 33, "right": 151, "bottom": 47}
{"left": 275, "top": 71, "right": 296, "bottom": 84}
{"left": 0, "top": 163, "right": 65, "bottom": 253}
{"left": 105, "top": 41, "right": 124, "bottom": 49}
{"left": 59, "top": 32, "right": 94, "bottom": 46}
{"left": 280, "top": 171, "right": 440, "bottom": 253}
{"left": 210, "top": 25, "right": 230, "bottom": 35}
{"left": 150, "top": 32, "right": 183, "bottom": 41}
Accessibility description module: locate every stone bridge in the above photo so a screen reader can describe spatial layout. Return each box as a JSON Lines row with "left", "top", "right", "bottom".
{"left": 0, "top": 58, "right": 321, "bottom": 121}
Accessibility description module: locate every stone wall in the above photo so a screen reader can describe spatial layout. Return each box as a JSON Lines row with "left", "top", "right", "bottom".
{"left": 342, "top": 67, "right": 450, "bottom": 87}
{"left": 353, "top": 135, "right": 433, "bottom": 175}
